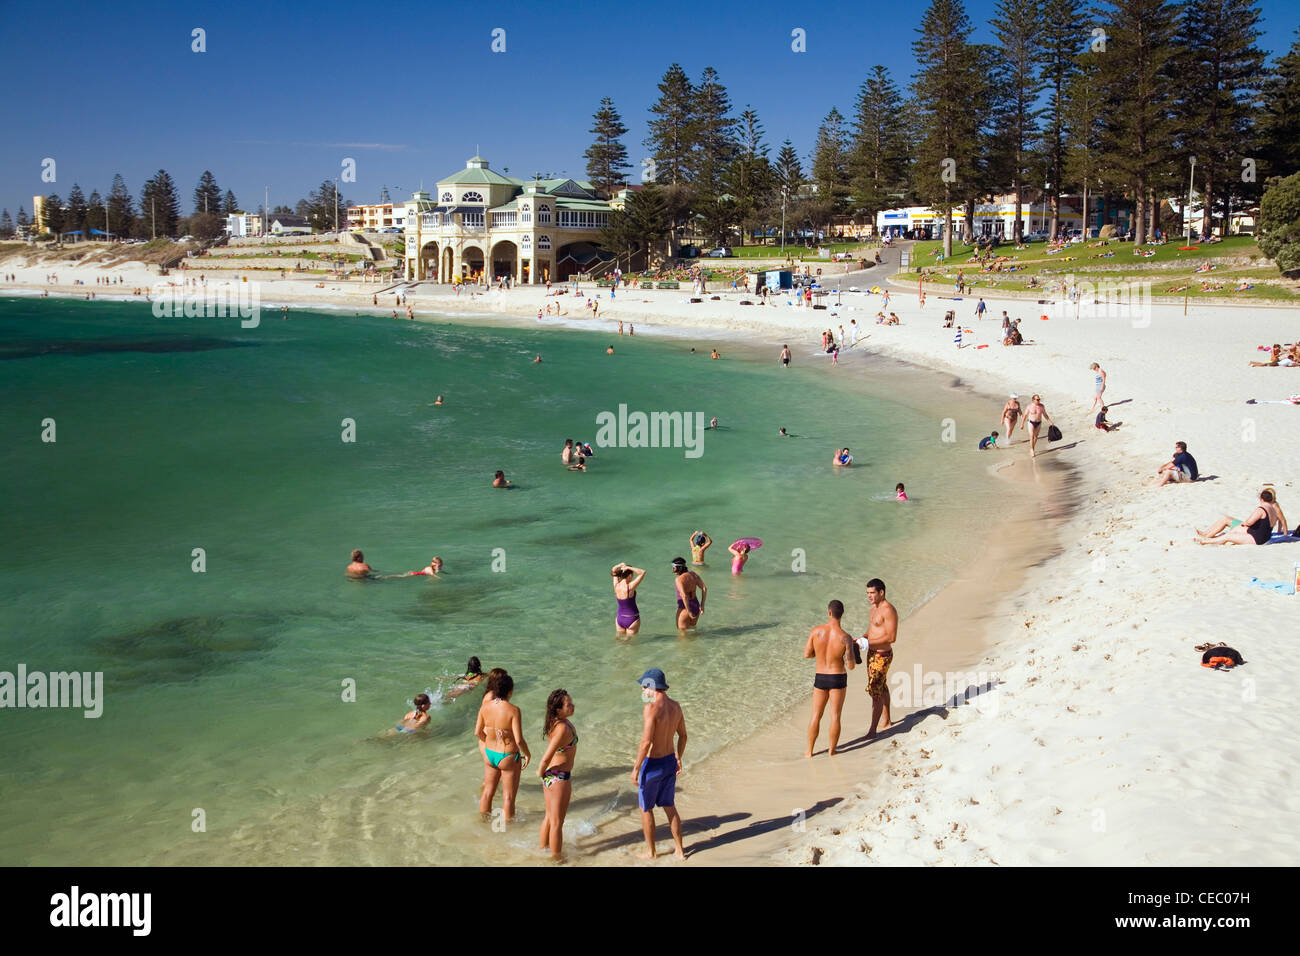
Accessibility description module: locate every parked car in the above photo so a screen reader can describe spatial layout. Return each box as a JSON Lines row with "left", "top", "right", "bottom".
{"left": 705, "top": 246, "right": 733, "bottom": 257}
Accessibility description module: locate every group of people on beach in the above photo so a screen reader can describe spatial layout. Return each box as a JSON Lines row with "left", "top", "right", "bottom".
{"left": 396, "top": 657, "right": 687, "bottom": 861}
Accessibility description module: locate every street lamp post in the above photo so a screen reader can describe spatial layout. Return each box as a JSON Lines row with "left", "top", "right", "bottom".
{"left": 1185, "top": 156, "right": 1197, "bottom": 245}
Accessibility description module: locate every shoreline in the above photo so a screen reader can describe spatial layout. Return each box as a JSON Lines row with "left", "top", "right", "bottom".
{"left": 8, "top": 244, "right": 1300, "bottom": 866}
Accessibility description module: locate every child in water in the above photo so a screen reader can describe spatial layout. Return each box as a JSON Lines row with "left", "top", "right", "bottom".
{"left": 896, "top": 483, "right": 908, "bottom": 501}
{"left": 446, "top": 657, "right": 486, "bottom": 700}
{"left": 395, "top": 694, "right": 431, "bottom": 733}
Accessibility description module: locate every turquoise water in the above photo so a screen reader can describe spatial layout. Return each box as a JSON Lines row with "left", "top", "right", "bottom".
{"left": 0, "top": 297, "right": 999, "bottom": 865}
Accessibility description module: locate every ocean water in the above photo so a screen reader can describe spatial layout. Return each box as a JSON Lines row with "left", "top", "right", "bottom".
{"left": 0, "top": 297, "right": 1003, "bottom": 865}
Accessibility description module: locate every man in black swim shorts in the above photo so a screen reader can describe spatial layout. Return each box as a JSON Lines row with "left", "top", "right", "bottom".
{"left": 804, "top": 599, "right": 857, "bottom": 757}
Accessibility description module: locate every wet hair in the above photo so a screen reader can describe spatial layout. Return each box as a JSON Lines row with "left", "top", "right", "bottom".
{"left": 495, "top": 673, "right": 514, "bottom": 700}
{"left": 413, "top": 693, "right": 431, "bottom": 711}
{"left": 1261, "top": 489, "right": 1275, "bottom": 503}
{"left": 866, "top": 578, "right": 887, "bottom": 595}
{"left": 465, "top": 657, "right": 483, "bottom": 677}
{"left": 494, "top": 470, "right": 505, "bottom": 479}
{"left": 543, "top": 688, "right": 570, "bottom": 737}
{"left": 896, "top": 483, "right": 905, "bottom": 492}
{"left": 351, "top": 549, "right": 363, "bottom": 561}
{"left": 828, "top": 599, "right": 844, "bottom": 619}
{"left": 565, "top": 439, "right": 573, "bottom": 446}
{"left": 484, "top": 667, "right": 508, "bottom": 697}
{"left": 613, "top": 565, "right": 633, "bottom": 580}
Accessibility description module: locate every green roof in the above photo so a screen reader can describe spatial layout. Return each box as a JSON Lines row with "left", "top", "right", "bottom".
{"left": 437, "top": 165, "right": 518, "bottom": 187}
{"left": 555, "top": 198, "right": 612, "bottom": 210}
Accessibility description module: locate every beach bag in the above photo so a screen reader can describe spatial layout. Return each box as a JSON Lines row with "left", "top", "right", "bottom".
{"left": 1200, "top": 646, "right": 1245, "bottom": 669}
{"left": 1047, "top": 424, "right": 1063, "bottom": 442}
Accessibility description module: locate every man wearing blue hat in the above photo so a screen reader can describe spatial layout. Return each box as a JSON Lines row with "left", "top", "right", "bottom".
{"left": 632, "top": 668, "right": 687, "bottom": 860}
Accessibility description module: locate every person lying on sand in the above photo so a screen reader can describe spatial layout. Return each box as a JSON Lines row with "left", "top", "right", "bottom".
{"left": 1196, "top": 489, "right": 1287, "bottom": 545}
{"left": 1250, "top": 345, "right": 1282, "bottom": 367}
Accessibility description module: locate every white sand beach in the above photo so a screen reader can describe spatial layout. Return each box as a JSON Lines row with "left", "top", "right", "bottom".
{"left": 5, "top": 246, "right": 1299, "bottom": 866}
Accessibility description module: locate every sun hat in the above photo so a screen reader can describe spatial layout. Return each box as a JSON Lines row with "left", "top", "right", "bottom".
{"left": 637, "top": 668, "right": 669, "bottom": 691}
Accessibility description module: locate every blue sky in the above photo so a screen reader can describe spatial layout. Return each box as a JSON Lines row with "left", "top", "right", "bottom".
{"left": 1, "top": 0, "right": 1296, "bottom": 221}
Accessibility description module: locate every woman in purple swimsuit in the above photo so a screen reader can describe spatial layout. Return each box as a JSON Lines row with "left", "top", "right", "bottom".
{"left": 612, "top": 562, "right": 646, "bottom": 637}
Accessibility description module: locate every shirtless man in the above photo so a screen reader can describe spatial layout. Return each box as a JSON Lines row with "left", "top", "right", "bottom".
{"left": 346, "top": 549, "right": 373, "bottom": 578}
{"left": 689, "top": 530, "right": 712, "bottom": 565}
{"left": 780, "top": 344, "right": 791, "bottom": 368}
{"left": 1001, "top": 394, "right": 1021, "bottom": 444}
{"left": 805, "top": 599, "right": 856, "bottom": 756}
{"left": 631, "top": 668, "right": 687, "bottom": 859}
{"left": 1018, "top": 394, "right": 1054, "bottom": 458}
{"left": 862, "top": 578, "right": 898, "bottom": 738}
{"left": 670, "top": 557, "right": 706, "bottom": 631}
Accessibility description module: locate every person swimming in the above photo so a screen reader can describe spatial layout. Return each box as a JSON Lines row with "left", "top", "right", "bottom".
{"left": 346, "top": 549, "right": 374, "bottom": 578}
{"left": 493, "top": 470, "right": 511, "bottom": 488}
{"left": 896, "top": 483, "right": 908, "bottom": 501}
{"left": 407, "top": 556, "right": 443, "bottom": 577}
{"left": 434, "top": 395, "right": 443, "bottom": 406}
{"left": 834, "top": 448, "right": 853, "bottom": 466}
{"left": 445, "top": 657, "right": 487, "bottom": 700}
{"left": 395, "top": 693, "right": 431, "bottom": 733}
{"left": 612, "top": 563, "right": 646, "bottom": 637}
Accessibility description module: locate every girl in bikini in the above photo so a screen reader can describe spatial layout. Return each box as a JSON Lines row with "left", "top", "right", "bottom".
{"left": 537, "top": 689, "right": 578, "bottom": 861}
{"left": 612, "top": 563, "right": 646, "bottom": 637}
{"left": 394, "top": 693, "right": 431, "bottom": 734}
{"left": 475, "top": 673, "right": 530, "bottom": 820}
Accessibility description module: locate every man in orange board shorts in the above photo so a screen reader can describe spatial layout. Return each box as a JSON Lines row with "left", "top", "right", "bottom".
{"left": 862, "top": 578, "right": 898, "bottom": 738}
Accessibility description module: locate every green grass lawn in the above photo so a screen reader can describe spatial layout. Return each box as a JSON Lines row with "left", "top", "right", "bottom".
{"left": 900, "top": 236, "right": 1296, "bottom": 302}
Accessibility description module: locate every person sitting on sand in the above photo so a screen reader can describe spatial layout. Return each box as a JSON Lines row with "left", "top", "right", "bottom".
{"left": 979, "top": 431, "right": 998, "bottom": 450}
{"left": 1155, "top": 441, "right": 1199, "bottom": 485}
{"left": 1250, "top": 345, "right": 1282, "bottom": 367}
{"left": 493, "top": 470, "right": 511, "bottom": 488}
{"left": 1196, "top": 489, "right": 1287, "bottom": 545}
{"left": 445, "top": 658, "right": 487, "bottom": 700}
{"left": 346, "top": 549, "right": 374, "bottom": 578}
{"left": 394, "top": 693, "right": 432, "bottom": 734}
{"left": 1095, "top": 406, "right": 1118, "bottom": 432}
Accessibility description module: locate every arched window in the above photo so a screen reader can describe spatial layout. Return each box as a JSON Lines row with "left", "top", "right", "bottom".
{"left": 538, "top": 205, "right": 552, "bottom": 224}
{"left": 521, "top": 203, "right": 532, "bottom": 224}
{"left": 441, "top": 191, "right": 453, "bottom": 203}
{"left": 462, "top": 191, "right": 484, "bottom": 204}
{"left": 521, "top": 235, "right": 531, "bottom": 249}
{"left": 537, "top": 235, "right": 551, "bottom": 250}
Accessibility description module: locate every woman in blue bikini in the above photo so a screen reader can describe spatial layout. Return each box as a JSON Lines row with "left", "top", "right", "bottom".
{"left": 475, "top": 673, "right": 530, "bottom": 821}
{"left": 612, "top": 562, "right": 646, "bottom": 637}
{"left": 537, "top": 689, "right": 578, "bottom": 860}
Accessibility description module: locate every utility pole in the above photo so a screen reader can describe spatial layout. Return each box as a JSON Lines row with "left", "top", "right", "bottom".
{"left": 1185, "top": 156, "right": 1197, "bottom": 245}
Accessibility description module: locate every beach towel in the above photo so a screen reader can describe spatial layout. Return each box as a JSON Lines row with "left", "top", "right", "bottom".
{"left": 1246, "top": 577, "right": 1296, "bottom": 595}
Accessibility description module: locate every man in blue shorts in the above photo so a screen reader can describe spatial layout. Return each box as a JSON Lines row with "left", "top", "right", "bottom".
{"left": 632, "top": 668, "right": 687, "bottom": 859}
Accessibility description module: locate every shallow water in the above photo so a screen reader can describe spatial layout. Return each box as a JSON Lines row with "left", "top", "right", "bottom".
{"left": 0, "top": 297, "right": 1004, "bottom": 864}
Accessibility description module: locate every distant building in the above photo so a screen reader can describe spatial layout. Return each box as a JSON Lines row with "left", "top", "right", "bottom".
{"left": 401, "top": 155, "right": 619, "bottom": 283}
{"left": 346, "top": 203, "right": 406, "bottom": 232}
{"left": 225, "top": 213, "right": 264, "bottom": 238}
{"left": 270, "top": 215, "right": 311, "bottom": 236}
{"left": 877, "top": 196, "right": 1087, "bottom": 240}
{"left": 32, "top": 195, "right": 47, "bottom": 233}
